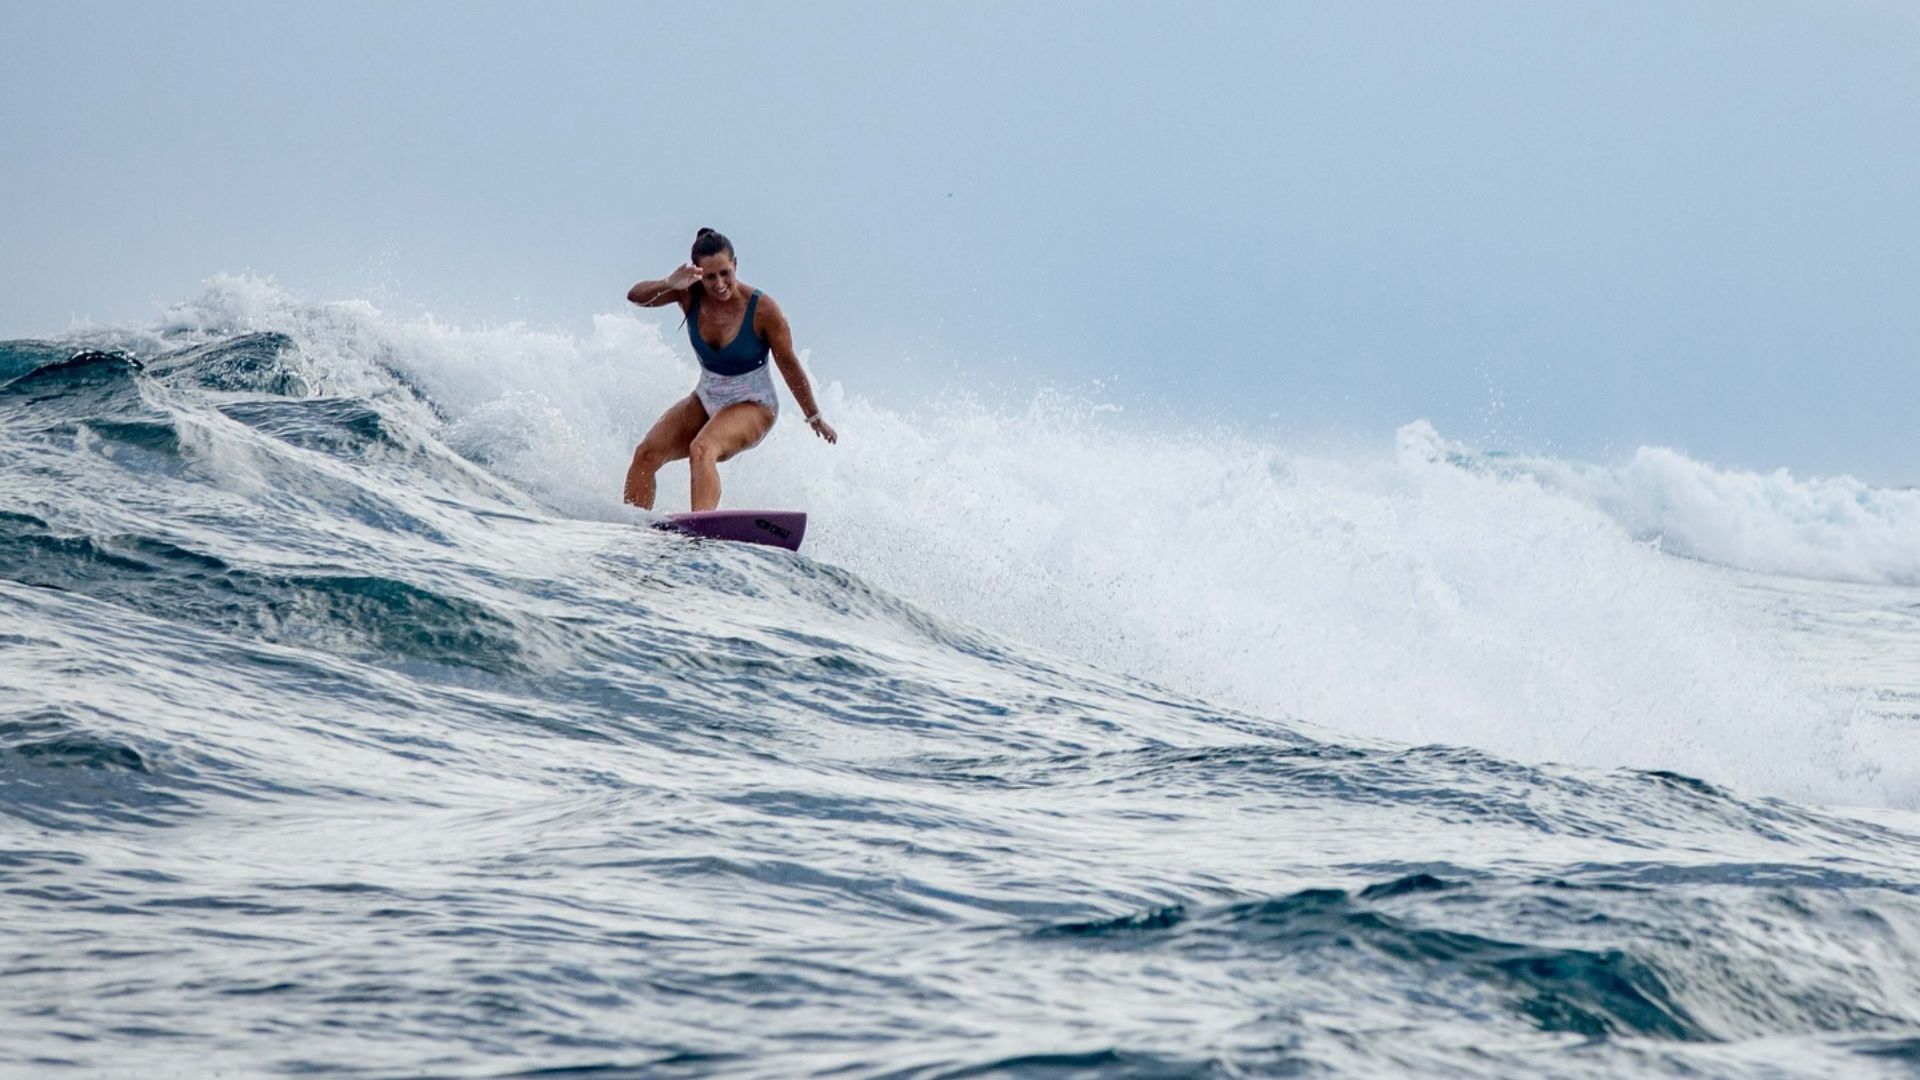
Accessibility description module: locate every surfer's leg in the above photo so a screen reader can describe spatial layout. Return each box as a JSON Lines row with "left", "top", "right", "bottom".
{"left": 687, "top": 402, "right": 775, "bottom": 512}
{"left": 624, "top": 394, "right": 709, "bottom": 509}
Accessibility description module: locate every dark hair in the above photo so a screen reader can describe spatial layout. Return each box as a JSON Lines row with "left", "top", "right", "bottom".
{"left": 691, "top": 227, "right": 734, "bottom": 264}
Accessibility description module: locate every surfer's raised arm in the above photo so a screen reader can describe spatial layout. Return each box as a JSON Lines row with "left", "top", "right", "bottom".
{"left": 626, "top": 263, "right": 701, "bottom": 309}
{"left": 757, "top": 294, "right": 838, "bottom": 445}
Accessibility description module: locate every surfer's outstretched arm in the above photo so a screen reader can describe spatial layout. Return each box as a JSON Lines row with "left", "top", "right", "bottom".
{"left": 758, "top": 295, "right": 838, "bottom": 445}
{"left": 627, "top": 263, "right": 701, "bottom": 309}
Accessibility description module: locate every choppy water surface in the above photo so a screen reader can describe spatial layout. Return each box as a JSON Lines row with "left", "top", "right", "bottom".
{"left": 4, "top": 280, "right": 1920, "bottom": 1078}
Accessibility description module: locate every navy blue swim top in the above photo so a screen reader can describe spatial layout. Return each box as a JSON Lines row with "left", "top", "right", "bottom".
{"left": 688, "top": 289, "right": 770, "bottom": 377}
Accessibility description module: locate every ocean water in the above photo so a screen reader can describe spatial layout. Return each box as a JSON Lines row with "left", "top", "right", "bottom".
{"left": 4, "top": 276, "right": 1919, "bottom": 1079}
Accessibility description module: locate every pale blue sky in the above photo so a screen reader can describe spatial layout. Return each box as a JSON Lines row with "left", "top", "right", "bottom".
{"left": 4, "top": 1, "right": 1915, "bottom": 482}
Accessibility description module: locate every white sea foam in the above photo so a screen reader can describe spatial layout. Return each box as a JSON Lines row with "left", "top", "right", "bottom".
{"left": 135, "top": 277, "right": 1920, "bottom": 806}
{"left": 1488, "top": 440, "right": 1920, "bottom": 587}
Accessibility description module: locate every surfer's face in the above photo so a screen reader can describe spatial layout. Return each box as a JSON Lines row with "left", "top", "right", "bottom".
{"left": 696, "top": 254, "right": 738, "bottom": 302}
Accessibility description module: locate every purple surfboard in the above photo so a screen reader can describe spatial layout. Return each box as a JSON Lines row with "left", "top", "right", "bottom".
{"left": 654, "top": 510, "right": 807, "bottom": 552}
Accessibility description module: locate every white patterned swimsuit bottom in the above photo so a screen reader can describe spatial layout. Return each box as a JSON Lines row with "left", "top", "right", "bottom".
{"left": 695, "top": 363, "right": 780, "bottom": 421}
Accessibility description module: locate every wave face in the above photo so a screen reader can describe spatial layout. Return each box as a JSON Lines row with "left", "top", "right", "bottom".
{"left": 4, "top": 276, "right": 1920, "bottom": 1078}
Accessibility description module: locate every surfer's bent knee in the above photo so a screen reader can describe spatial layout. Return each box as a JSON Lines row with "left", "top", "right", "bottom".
{"left": 688, "top": 434, "right": 723, "bottom": 465}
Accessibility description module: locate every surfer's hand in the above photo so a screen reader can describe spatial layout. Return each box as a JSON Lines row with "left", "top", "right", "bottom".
{"left": 808, "top": 416, "right": 838, "bottom": 445}
{"left": 665, "top": 263, "right": 701, "bottom": 290}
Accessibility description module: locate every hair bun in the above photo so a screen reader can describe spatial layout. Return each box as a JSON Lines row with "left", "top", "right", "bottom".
{"left": 695, "top": 227, "right": 715, "bottom": 238}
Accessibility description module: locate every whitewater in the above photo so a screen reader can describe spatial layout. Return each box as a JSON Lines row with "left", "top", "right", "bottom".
{"left": 3, "top": 276, "right": 1919, "bottom": 1078}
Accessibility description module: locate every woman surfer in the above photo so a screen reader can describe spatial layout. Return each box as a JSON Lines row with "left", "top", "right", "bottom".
{"left": 623, "top": 228, "right": 837, "bottom": 511}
